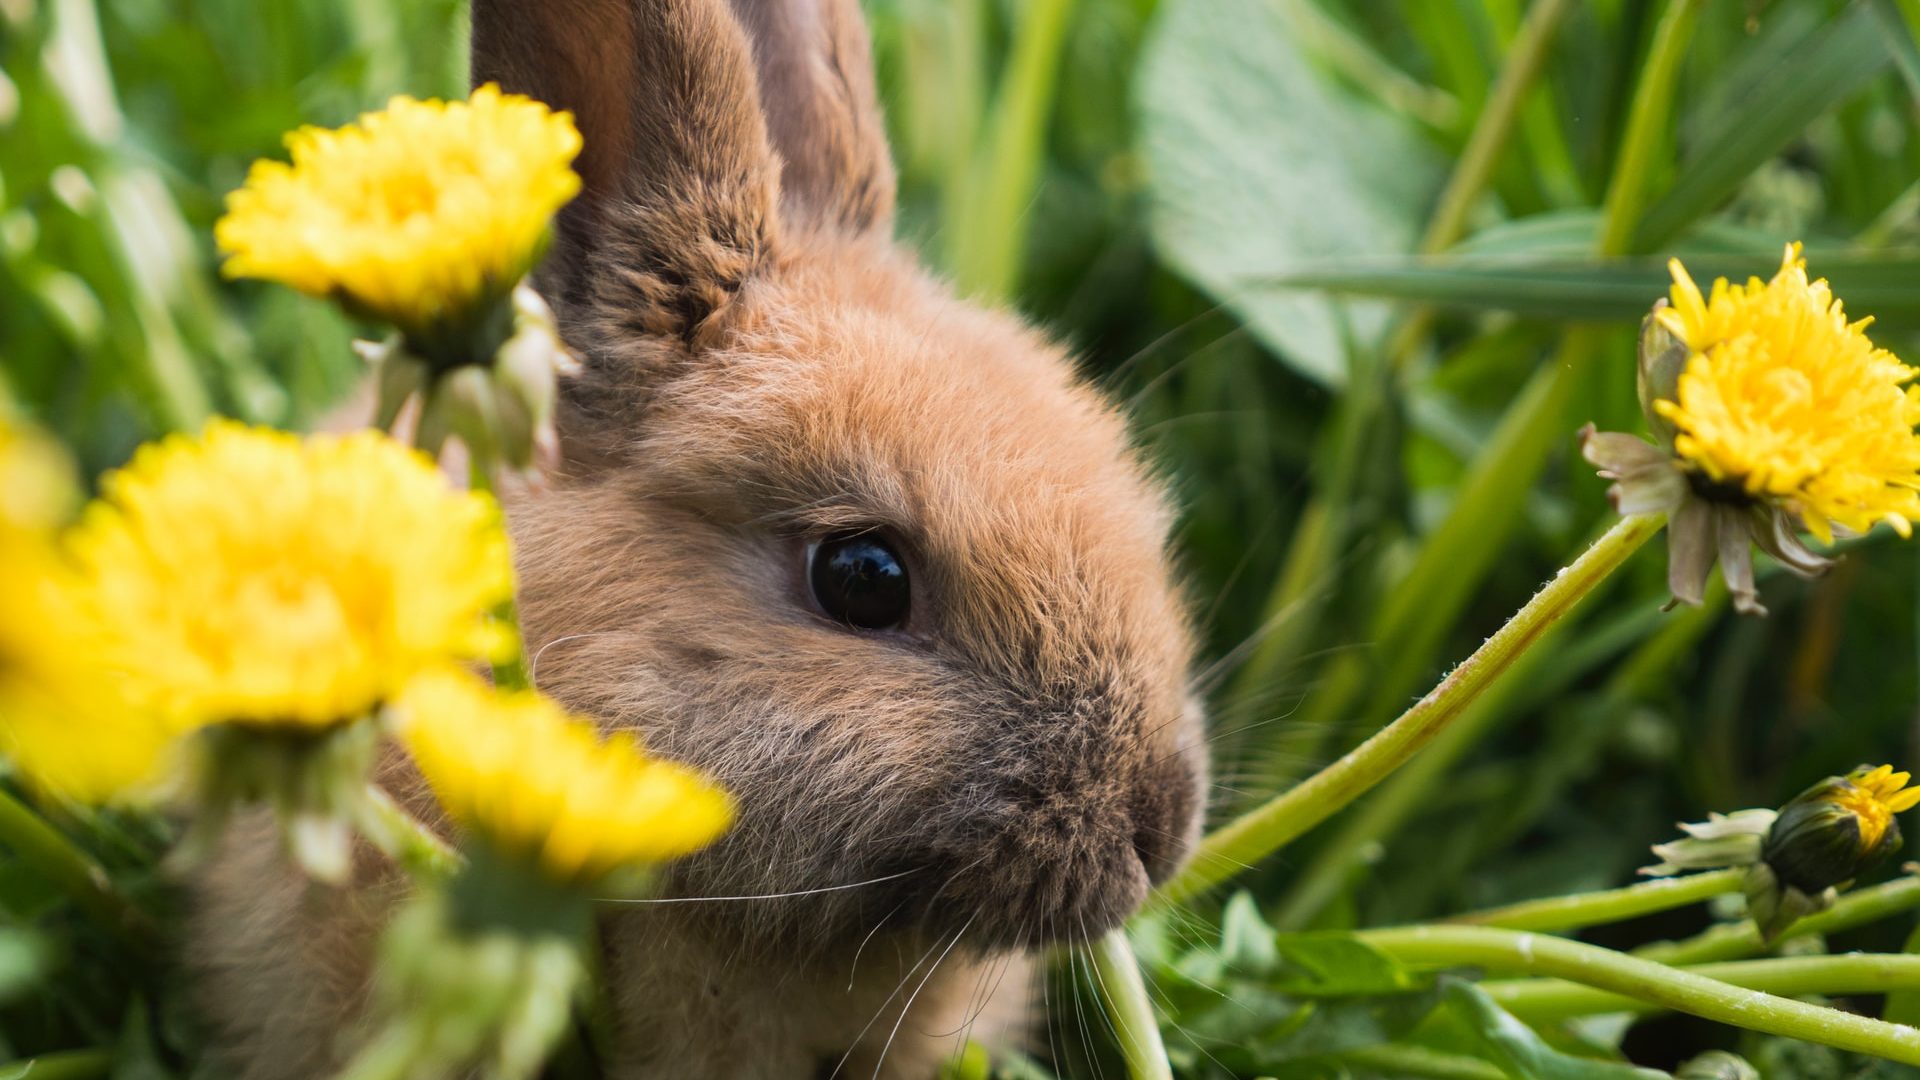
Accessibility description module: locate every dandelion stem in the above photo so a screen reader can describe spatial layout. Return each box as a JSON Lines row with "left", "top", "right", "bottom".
{"left": 0, "top": 788, "right": 150, "bottom": 950}
{"left": 1447, "top": 868, "right": 1746, "bottom": 933}
{"left": 1637, "top": 873, "right": 1920, "bottom": 966}
{"left": 362, "top": 787, "right": 461, "bottom": 880}
{"left": 1482, "top": 952, "right": 1920, "bottom": 1021}
{"left": 1089, "top": 931, "right": 1172, "bottom": 1080}
{"left": 467, "top": 460, "right": 533, "bottom": 691}
{"left": 1157, "top": 514, "right": 1664, "bottom": 907}
{"left": 1357, "top": 925, "right": 1920, "bottom": 1062}
{"left": 1337, "top": 1045, "right": 1506, "bottom": 1080}
{"left": 0, "top": 1049, "right": 114, "bottom": 1080}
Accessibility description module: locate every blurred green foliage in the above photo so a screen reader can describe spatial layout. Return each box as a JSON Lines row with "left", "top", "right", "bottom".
{"left": 7, "top": 0, "right": 1920, "bottom": 1075}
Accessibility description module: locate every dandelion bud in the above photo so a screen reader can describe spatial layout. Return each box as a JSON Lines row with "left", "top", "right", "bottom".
{"left": 1635, "top": 299, "right": 1685, "bottom": 451}
{"left": 1644, "top": 767, "right": 1920, "bottom": 941}
{"left": 1761, "top": 766, "right": 1914, "bottom": 897}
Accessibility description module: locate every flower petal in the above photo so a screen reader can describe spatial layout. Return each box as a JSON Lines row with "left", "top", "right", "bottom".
{"left": 1665, "top": 495, "right": 1715, "bottom": 609}
{"left": 1749, "top": 507, "right": 1834, "bottom": 580}
{"left": 1715, "top": 504, "right": 1765, "bottom": 616}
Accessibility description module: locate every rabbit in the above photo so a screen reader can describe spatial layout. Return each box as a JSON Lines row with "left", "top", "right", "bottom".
{"left": 188, "top": 0, "right": 1209, "bottom": 1076}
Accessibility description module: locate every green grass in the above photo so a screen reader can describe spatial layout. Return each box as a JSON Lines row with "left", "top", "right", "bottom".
{"left": 7, "top": 0, "right": 1920, "bottom": 1076}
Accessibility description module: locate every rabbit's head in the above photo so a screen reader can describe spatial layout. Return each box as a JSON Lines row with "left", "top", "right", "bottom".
{"left": 479, "top": 0, "right": 1207, "bottom": 956}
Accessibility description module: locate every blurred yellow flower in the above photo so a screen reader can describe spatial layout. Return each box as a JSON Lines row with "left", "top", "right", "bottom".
{"left": 1654, "top": 244, "right": 1920, "bottom": 543}
{"left": 0, "top": 419, "right": 172, "bottom": 801}
{"left": 215, "top": 84, "right": 581, "bottom": 356}
{"left": 71, "top": 421, "right": 513, "bottom": 730}
{"left": 398, "top": 668, "right": 733, "bottom": 886}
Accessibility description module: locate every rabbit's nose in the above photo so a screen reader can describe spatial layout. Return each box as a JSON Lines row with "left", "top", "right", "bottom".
{"left": 1128, "top": 755, "right": 1203, "bottom": 886}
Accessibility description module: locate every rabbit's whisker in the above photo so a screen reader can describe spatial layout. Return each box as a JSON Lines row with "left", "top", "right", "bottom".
{"left": 829, "top": 921, "right": 965, "bottom": 1080}
{"left": 527, "top": 631, "right": 617, "bottom": 683}
{"left": 595, "top": 865, "right": 923, "bottom": 905}
{"left": 869, "top": 911, "right": 974, "bottom": 1080}
{"left": 848, "top": 897, "right": 910, "bottom": 991}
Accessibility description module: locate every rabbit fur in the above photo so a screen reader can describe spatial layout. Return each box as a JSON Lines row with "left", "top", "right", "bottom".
{"left": 189, "top": 0, "right": 1209, "bottom": 1076}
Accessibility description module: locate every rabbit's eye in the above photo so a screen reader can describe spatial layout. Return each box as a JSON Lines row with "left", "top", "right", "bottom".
{"left": 808, "top": 532, "right": 910, "bottom": 630}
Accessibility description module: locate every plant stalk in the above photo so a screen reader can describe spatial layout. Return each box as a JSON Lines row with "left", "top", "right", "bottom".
{"left": 0, "top": 788, "right": 150, "bottom": 949}
{"left": 1485, "top": 952, "right": 1920, "bottom": 1020}
{"left": 1226, "top": 0, "right": 1577, "bottom": 744}
{"left": 467, "top": 460, "right": 532, "bottom": 691}
{"left": 1448, "top": 868, "right": 1746, "bottom": 933}
{"left": 1338, "top": 1044, "right": 1507, "bottom": 1080}
{"left": 1637, "top": 873, "right": 1920, "bottom": 966}
{"left": 1156, "top": 514, "right": 1663, "bottom": 907}
{"left": 1090, "top": 931, "right": 1173, "bottom": 1080}
{"left": 1358, "top": 925, "right": 1920, "bottom": 1062}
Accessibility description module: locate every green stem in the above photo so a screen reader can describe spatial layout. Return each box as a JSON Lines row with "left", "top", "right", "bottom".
{"left": 1338, "top": 1044, "right": 1506, "bottom": 1080}
{"left": 1357, "top": 925, "right": 1920, "bottom": 1062}
{"left": 1156, "top": 514, "right": 1663, "bottom": 907}
{"left": 1637, "top": 874, "right": 1920, "bottom": 966}
{"left": 1485, "top": 953, "right": 1920, "bottom": 1020}
{"left": 1226, "top": 0, "right": 1574, "bottom": 741}
{"left": 361, "top": 787, "right": 462, "bottom": 880}
{"left": 1595, "top": 0, "right": 1705, "bottom": 258}
{"left": 467, "top": 461, "right": 532, "bottom": 691}
{"left": 1448, "top": 868, "right": 1746, "bottom": 933}
{"left": 1253, "top": 0, "right": 1704, "bottom": 918}
{"left": 946, "top": 0, "right": 1077, "bottom": 300}
{"left": 1089, "top": 931, "right": 1173, "bottom": 1080}
{"left": 1272, "top": 623, "right": 1555, "bottom": 929}
{"left": 1418, "top": 0, "right": 1578, "bottom": 256}
{"left": 0, "top": 1049, "right": 114, "bottom": 1080}
{"left": 0, "top": 788, "right": 150, "bottom": 948}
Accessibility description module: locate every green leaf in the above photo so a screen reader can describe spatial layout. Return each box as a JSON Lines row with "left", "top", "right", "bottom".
{"left": 0, "top": 929, "right": 47, "bottom": 1003}
{"left": 1271, "top": 932, "right": 1420, "bottom": 997}
{"left": 1634, "top": 4, "right": 1893, "bottom": 249}
{"left": 1137, "top": 0, "right": 1444, "bottom": 384}
{"left": 1437, "top": 979, "right": 1669, "bottom": 1080}
{"left": 1263, "top": 248, "right": 1920, "bottom": 323}
{"left": 1220, "top": 891, "right": 1281, "bottom": 974}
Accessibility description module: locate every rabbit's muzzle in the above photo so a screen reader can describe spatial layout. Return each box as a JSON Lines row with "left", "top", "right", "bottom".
{"left": 906, "top": 705, "right": 1206, "bottom": 952}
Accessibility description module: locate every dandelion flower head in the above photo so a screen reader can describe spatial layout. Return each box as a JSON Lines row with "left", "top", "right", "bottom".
{"left": 399, "top": 668, "right": 734, "bottom": 886}
{"left": 70, "top": 421, "right": 514, "bottom": 730}
{"left": 1652, "top": 244, "right": 1920, "bottom": 543}
{"left": 216, "top": 85, "right": 581, "bottom": 353}
{"left": 0, "top": 419, "right": 173, "bottom": 800}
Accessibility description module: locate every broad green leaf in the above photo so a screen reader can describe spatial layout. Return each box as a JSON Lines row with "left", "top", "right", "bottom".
{"left": 1438, "top": 980, "right": 1669, "bottom": 1080}
{"left": 1272, "top": 932, "right": 1420, "bottom": 997}
{"left": 1137, "top": 0, "right": 1443, "bottom": 384}
{"left": 1220, "top": 891, "right": 1281, "bottom": 974}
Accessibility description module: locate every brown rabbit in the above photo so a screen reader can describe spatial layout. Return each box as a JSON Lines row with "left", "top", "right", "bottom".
{"left": 189, "top": 0, "right": 1208, "bottom": 1076}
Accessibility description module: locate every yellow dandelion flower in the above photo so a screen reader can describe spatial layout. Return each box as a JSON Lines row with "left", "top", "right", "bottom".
{"left": 1653, "top": 244, "right": 1920, "bottom": 543}
{"left": 1584, "top": 243, "right": 1918, "bottom": 615}
{"left": 0, "top": 420, "right": 174, "bottom": 801}
{"left": 398, "top": 668, "right": 733, "bottom": 886}
{"left": 216, "top": 84, "right": 581, "bottom": 358}
{"left": 70, "top": 421, "right": 513, "bottom": 730}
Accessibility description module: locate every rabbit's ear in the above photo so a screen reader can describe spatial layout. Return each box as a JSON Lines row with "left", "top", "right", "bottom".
{"left": 471, "top": 0, "right": 779, "bottom": 345}
{"left": 724, "top": 0, "right": 896, "bottom": 233}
